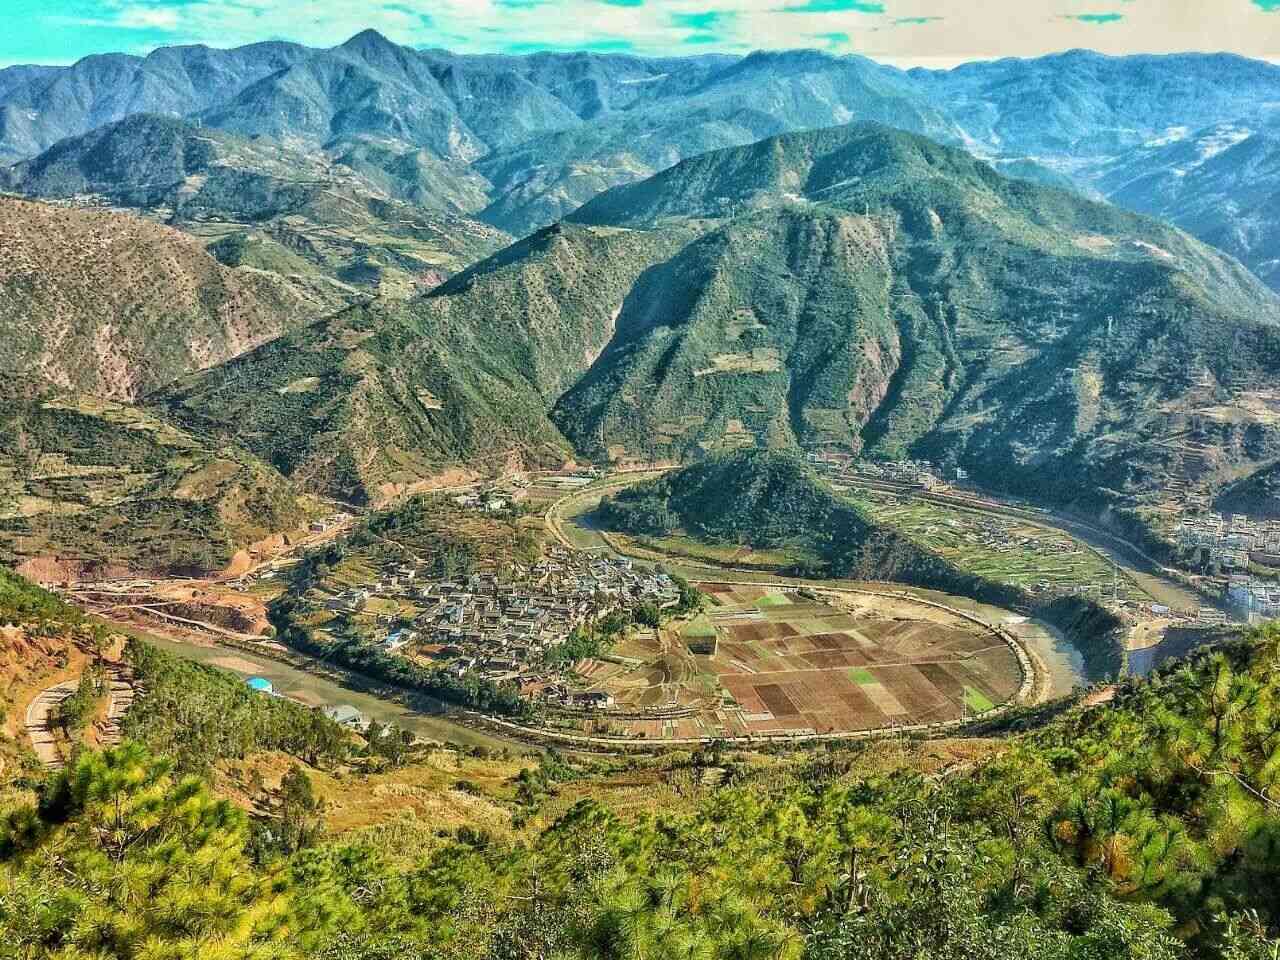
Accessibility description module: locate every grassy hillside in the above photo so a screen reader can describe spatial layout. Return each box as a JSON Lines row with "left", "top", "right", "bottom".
{"left": 160, "top": 222, "right": 697, "bottom": 502}
{"left": 0, "top": 395, "right": 310, "bottom": 576}
{"left": 0, "top": 197, "right": 351, "bottom": 401}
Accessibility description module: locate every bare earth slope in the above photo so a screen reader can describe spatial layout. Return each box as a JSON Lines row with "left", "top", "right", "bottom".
{"left": 0, "top": 198, "right": 351, "bottom": 400}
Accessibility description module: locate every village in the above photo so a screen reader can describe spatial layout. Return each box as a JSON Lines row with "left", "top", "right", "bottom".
{"left": 1174, "top": 512, "right": 1280, "bottom": 622}
{"left": 309, "top": 528, "right": 682, "bottom": 711}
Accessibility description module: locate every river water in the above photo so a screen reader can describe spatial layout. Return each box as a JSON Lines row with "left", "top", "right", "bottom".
{"left": 139, "top": 633, "right": 523, "bottom": 752}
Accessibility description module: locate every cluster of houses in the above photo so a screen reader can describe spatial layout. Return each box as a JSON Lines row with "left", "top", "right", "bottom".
{"left": 316, "top": 545, "right": 680, "bottom": 696}
{"left": 1226, "top": 575, "right": 1280, "bottom": 623}
{"left": 308, "top": 511, "right": 355, "bottom": 534}
{"left": 1175, "top": 513, "right": 1280, "bottom": 572}
{"left": 808, "top": 453, "right": 950, "bottom": 490}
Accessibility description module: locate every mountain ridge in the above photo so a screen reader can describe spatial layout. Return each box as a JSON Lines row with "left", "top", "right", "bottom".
{"left": 146, "top": 124, "right": 1280, "bottom": 531}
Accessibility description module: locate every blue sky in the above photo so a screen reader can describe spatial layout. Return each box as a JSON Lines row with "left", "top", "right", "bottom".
{"left": 3, "top": 1, "right": 1280, "bottom": 68}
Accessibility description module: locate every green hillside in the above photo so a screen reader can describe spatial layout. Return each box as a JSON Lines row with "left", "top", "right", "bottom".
{"left": 557, "top": 124, "right": 1280, "bottom": 514}
{"left": 597, "top": 450, "right": 1018, "bottom": 591}
{"left": 158, "top": 123, "right": 1280, "bottom": 521}
{"left": 0, "top": 395, "right": 310, "bottom": 576}
{"left": 160, "top": 221, "right": 697, "bottom": 503}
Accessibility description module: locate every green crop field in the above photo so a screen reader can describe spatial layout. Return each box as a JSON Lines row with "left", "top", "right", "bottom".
{"left": 680, "top": 615, "right": 718, "bottom": 639}
{"left": 755, "top": 592, "right": 792, "bottom": 608}
{"left": 850, "top": 492, "right": 1145, "bottom": 601}
{"left": 964, "top": 686, "right": 997, "bottom": 714}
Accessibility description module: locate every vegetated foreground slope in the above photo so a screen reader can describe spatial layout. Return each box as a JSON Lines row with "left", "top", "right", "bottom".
{"left": 160, "top": 221, "right": 697, "bottom": 503}
{"left": 556, "top": 124, "right": 1280, "bottom": 514}
{"left": 5, "top": 542, "right": 1280, "bottom": 959}
{"left": 0, "top": 394, "right": 310, "bottom": 577}
{"left": 0, "top": 114, "right": 511, "bottom": 294}
{"left": 0, "top": 570, "right": 110, "bottom": 783}
{"left": 0, "top": 197, "right": 350, "bottom": 401}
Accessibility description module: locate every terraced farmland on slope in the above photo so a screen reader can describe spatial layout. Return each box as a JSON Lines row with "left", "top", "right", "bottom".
{"left": 568, "top": 583, "right": 1024, "bottom": 740}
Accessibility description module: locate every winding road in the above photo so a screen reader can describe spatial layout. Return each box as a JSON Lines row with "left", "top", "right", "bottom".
{"left": 23, "top": 663, "right": 137, "bottom": 769}
{"left": 24, "top": 679, "right": 77, "bottom": 769}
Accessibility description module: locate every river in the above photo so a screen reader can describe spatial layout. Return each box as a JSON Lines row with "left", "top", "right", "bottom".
{"left": 135, "top": 631, "right": 523, "bottom": 752}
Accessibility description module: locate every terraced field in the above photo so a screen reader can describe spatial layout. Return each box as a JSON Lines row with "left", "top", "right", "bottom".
{"left": 573, "top": 582, "right": 1025, "bottom": 740}
{"left": 850, "top": 491, "right": 1146, "bottom": 602}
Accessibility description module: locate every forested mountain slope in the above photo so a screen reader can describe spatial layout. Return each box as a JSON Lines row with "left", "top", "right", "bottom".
{"left": 0, "top": 40, "right": 311, "bottom": 162}
{"left": 1099, "top": 122, "right": 1280, "bottom": 292}
{"left": 10, "top": 37, "right": 1280, "bottom": 244}
{"left": 557, "top": 124, "right": 1280, "bottom": 512}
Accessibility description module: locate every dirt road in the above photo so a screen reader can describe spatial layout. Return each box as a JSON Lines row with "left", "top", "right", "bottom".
{"left": 24, "top": 679, "right": 77, "bottom": 769}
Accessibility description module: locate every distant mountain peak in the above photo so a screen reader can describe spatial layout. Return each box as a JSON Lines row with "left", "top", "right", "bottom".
{"left": 340, "top": 29, "right": 402, "bottom": 58}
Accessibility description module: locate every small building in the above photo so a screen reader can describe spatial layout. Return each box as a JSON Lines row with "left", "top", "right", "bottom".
{"left": 246, "top": 677, "right": 274, "bottom": 695}
{"left": 323, "top": 704, "right": 366, "bottom": 728}
{"left": 568, "top": 691, "right": 615, "bottom": 710}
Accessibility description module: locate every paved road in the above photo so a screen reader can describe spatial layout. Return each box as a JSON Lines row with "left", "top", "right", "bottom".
{"left": 24, "top": 679, "right": 77, "bottom": 769}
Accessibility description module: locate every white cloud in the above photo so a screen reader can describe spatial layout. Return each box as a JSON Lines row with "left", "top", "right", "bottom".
{"left": 36, "top": 0, "right": 1280, "bottom": 64}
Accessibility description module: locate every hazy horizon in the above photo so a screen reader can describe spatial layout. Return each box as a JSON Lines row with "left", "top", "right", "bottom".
{"left": 5, "top": 1, "right": 1280, "bottom": 70}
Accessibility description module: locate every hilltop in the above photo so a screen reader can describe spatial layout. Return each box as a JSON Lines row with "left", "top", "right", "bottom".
{"left": 598, "top": 450, "right": 891, "bottom": 575}
{"left": 597, "top": 449, "right": 1053, "bottom": 599}
{"left": 0, "top": 197, "right": 350, "bottom": 401}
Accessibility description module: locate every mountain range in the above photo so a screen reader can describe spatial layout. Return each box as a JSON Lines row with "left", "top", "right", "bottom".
{"left": 8, "top": 34, "right": 1280, "bottom": 251}
{"left": 7, "top": 34, "right": 1280, "bottom": 572}
{"left": 153, "top": 125, "right": 1280, "bottom": 523}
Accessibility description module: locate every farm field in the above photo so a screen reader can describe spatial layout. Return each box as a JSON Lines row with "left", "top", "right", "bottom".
{"left": 846, "top": 489, "right": 1147, "bottom": 602}
{"left": 574, "top": 582, "right": 1025, "bottom": 740}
